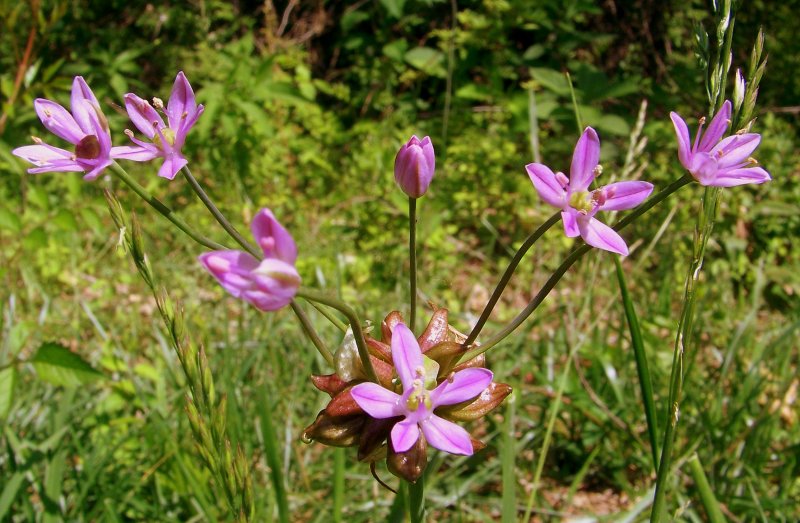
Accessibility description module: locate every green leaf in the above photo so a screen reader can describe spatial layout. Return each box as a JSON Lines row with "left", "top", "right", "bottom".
{"left": 0, "top": 367, "right": 16, "bottom": 419}
{"left": 31, "top": 342, "right": 104, "bottom": 387}
{"left": 0, "top": 472, "right": 25, "bottom": 520}
{"left": 0, "top": 206, "right": 21, "bottom": 233}
{"left": 530, "top": 67, "right": 570, "bottom": 96}
{"left": 379, "top": 0, "right": 406, "bottom": 18}
{"left": 404, "top": 47, "right": 446, "bottom": 77}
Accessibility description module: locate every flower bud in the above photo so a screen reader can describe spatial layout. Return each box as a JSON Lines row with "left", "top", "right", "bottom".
{"left": 302, "top": 411, "right": 364, "bottom": 447}
{"left": 394, "top": 135, "right": 435, "bottom": 198}
{"left": 387, "top": 434, "right": 427, "bottom": 483}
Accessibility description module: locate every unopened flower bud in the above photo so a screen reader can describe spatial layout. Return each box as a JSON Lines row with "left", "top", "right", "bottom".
{"left": 302, "top": 411, "right": 365, "bottom": 447}
{"left": 387, "top": 435, "right": 427, "bottom": 483}
{"left": 394, "top": 135, "right": 435, "bottom": 198}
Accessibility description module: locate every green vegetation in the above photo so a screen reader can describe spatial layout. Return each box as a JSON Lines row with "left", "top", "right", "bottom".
{"left": 1, "top": 0, "right": 798, "bottom": 520}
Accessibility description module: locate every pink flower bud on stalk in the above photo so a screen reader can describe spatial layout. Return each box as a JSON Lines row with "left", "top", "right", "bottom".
{"left": 394, "top": 135, "right": 435, "bottom": 198}
{"left": 199, "top": 209, "right": 301, "bottom": 311}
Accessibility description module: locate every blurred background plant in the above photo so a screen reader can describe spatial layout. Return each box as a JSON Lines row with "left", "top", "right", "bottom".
{"left": 0, "top": 0, "right": 797, "bottom": 520}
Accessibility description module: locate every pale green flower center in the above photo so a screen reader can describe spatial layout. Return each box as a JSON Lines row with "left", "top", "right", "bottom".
{"left": 406, "top": 379, "right": 432, "bottom": 411}
{"left": 569, "top": 191, "right": 594, "bottom": 213}
{"left": 153, "top": 128, "right": 176, "bottom": 148}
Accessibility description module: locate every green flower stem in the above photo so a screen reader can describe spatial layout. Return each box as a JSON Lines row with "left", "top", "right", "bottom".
{"left": 463, "top": 174, "right": 693, "bottom": 361}
{"left": 409, "top": 197, "right": 418, "bottom": 332}
{"left": 687, "top": 452, "right": 726, "bottom": 523}
{"left": 306, "top": 299, "right": 348, "bottom": 332}
{"left": 110, "top": 162, "right": 226, "bottom": 251}
{"left": 463, "top": 212, "right": 561, "bottom": 348}
{"left": 290, "top": 301, "right": 334, "bottom": 366}
{"left": 408, "top": 476, "right": 425, "bottom": 523}
{"left": 295, "top": 288, "right": 378, "bottom": 383}
{"left": 651, "top": 185, "right": 721, "bottom": 522}
{"left": 180, "top": 166, "right": 261, "bottom": 258}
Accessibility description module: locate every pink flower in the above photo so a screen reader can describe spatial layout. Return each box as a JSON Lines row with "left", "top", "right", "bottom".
{"left": 350, "top": 322, "right": 493, "bottom": 456}
{"left": 526, "top": 127, "right": 653, "bottom": 256}
{"left": 116, "top": 71, "right": 204, "bottom": 180}
{"left": 394, "top": 135, "right": 435, "bottom": 198}
{"left": 670, "top": 100, "right": 771, "bottom": 187}
{"left": 199, "top": 209, "right": 300, "bottom": 311}
{"left": 13, "top": 77, "right": 130, "bottom": 180}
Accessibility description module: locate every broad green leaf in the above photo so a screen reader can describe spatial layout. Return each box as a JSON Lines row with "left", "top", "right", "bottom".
{"left": 0, "top": 472, "right": 25, "bottom": 520}
{"left": 379, "top": 0, "right": 406, "bottom": 18}
{"left": 530, "top": 67, "right": 570, "bottom": 96}
{"left": 404, "top": 47, "right": 446, "bottom": 77}
{"left": 31, "top": 342, "right": 104, "bottom": 387}
{"left": 0, "top": 367, "right": 16, "bottom": 419}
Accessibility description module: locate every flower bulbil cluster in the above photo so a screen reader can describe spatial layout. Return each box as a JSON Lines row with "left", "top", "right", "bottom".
{"left": 303, "top": 309, "right": 511, "bottom": 482}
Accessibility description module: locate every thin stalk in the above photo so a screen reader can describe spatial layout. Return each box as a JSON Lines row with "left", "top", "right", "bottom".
{"left": 615, "top": 257, "right": 659, "bottom": 471}
{"left": 463, "top": 212, "right": 560, "bottom": 348}
{"left": 109, "top": 162, "right": 226, "bottom": 251}
{"left": 566, "top": 72, "right": 584, "bottom": 131}
{"left": 500, "top": 393, "right": 517, "bottom": 523}
{"left": 651, "top": 185, "right": 720, "bottom": 522}
{"left": 257, "top": 386, "right": 290, "bottom": 523}
{"left": 181, "top": 166, "right": 261, "bottom": 258}
{"left": 295, "top": 288, "right": 378, "bottom": 383}
{"left": 408, "top": 476, "right": 425, "bottom": 523}
{"left": 521, "top": 338, "right": 580, "bottom": 522}
{"left": 409, "top": 197, "right": 418, "bottom": 332}
{"left": 464, "top": 175, "right": 693, "bottom": 360}
{"left": 306, "top": 300, "right": 348, "bottom": 332}
{"left": 687, "top": 453, "right": 726, "bottom": 523}
{"left": 387, "top": 484, "right": 407, "bottom": 523}
{"left": 290, "top": 301, "right": 334, "bottom": 366}
{"left": 333, "top": 448, "right": 345, "bottom": 523}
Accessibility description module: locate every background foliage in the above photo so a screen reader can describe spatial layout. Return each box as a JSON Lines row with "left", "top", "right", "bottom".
{"left": 0, "top": 0, "right": 798, "bottom": 521}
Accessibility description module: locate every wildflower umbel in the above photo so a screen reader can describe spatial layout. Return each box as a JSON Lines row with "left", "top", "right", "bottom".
{"left": 670, "top": 100, "right": 771, "bottom": 187}
{"left": 394, "top": 135, "right": 435, "bottom": 198}
{"left": 351, "top": 322, "right": 493, "bottom": 456}
{"left": 526, "top": 127, "right": 654, "bottom": 256}
{"left": 13, "top": 77, "right": 130, "bottom": 180}
{"left": 117, "top": 71, "right": 204, "bottom": 179}
{"left": 198, "top": 209, "right": 300, "bottom": 311}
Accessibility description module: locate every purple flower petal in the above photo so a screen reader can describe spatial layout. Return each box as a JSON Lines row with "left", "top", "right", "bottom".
{"left": 124, "top": 93, "right": 164, "bottom": 139}
{"left": 420, "top": 415, "right": 474, "bottom": 455}
{"left": 577, "top": 216, "right": 629, "bottom": 256}
{"left": 669, "top": 112, "right": 692, "bottom": 168}
{"left": 597, "top": 181, "right": 654, "bottom": 211}
{"left": 83, "top": 160, "right": 113, "bottom": 181}
{"left": 34, "top": 99, "right": 83, "bottom": 144}
{"left": 391, "top": 418, "right": 421, "bottom": 453}
{"left": 70, "top": 77, "right": 100, "bottom": 135}
{"left": 689, "top": 152, "right": 719, "bottom": 186}
{"left": 167, "top": 71, "right": 197, "bottom": 132}
{"left": 698, "top": 100, "right": 731, "bottom": 152}
{"left": 430, "top": 368, "right": 493, "bottom": 407}
{"left": 712, "top": 134, "right": 761, "bottom": 169}
{"left": 199, "top": 250, "right": 259, "bottom": 297}
{"left": 394, "top": 135, "right": 435, "bottom": 198}
{"left": 391, "top": 323, "right": 424, "bottom": 390}
{"left": 111, "top": 145, "right": 159, "bottom": 162}
{"left": 350, "top": 382, "right": 401, "bottom": 418}
{"left": 562, "top": 210, "right": 580, "bottom": 238}
{"left": 526, "top": 163, "right": 566, "bottom": 208}
{"left": 13, "top": 143, "right": 75, "bottom": 165}
{"left": 251, "top": 209, "right": 298, "bottom": 263}
{"left": 158, "top": 154, "right": 188, "bottom": 180}
{"left": 711, "top": 166, "right": 771, "bottom": 187}
{"left": 569, "top": 127, "right": 600, "bottom": 192}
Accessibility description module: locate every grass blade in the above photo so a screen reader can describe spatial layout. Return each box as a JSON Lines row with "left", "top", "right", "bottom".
{"left": 614, "top": 257, "right": 659, "bottom": 471}
{"left": 687, "top": 453, "right": 726, "bottom": 523}
{"left": 257, "top": 386, "right": 290, "bottom": 523}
